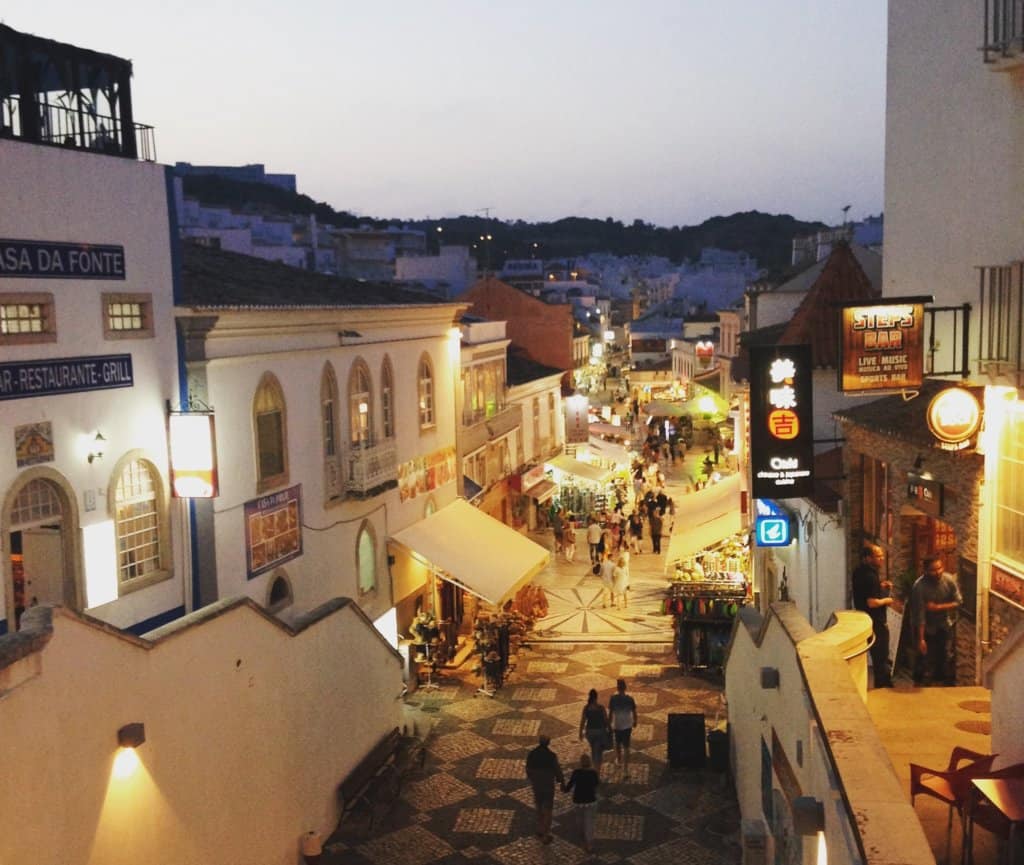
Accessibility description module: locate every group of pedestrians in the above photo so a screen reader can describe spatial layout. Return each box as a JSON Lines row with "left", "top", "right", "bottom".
{"left": 525, "top": 678, "right": 639, "bottom": 853}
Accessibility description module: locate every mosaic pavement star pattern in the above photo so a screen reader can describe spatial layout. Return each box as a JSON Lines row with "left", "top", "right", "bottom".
{"left": 320, "top": 642, "right": 740, "bottom": 865}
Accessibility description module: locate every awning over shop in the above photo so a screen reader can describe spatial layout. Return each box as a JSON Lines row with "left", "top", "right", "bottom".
{"left": 523, "top": 479, "right": 558, "bottom": 502}
{"left": 665, "top": 473, "right": 743, "bottom": 570}
{"left": 586, "top": 436, "right": 633, "bottom": 466}
{"left": 390, "top": 499, "right": 550, "bottom": 606}
{"left": 547, "top": 454, "right": 613, "bottom": 484}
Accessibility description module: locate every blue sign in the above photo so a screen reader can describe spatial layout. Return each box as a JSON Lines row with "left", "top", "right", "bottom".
{"left": 755, "top": 515, "right": 792, "bottom": 547}
{"left": 0, "top": 239, "right": 126, "bottom": 279}
{"left": 0, "top": 354, "right": 134, "bottom": 401}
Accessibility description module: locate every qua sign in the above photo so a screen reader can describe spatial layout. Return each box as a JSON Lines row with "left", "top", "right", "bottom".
{"left": 838, "top": 299, "right": 926, "bottom": 392}
{"left": 749, "top": 344, "right": 814, "bottom": 499}
{"left": 926, "top": 387, "right": 981, "bottom": 449}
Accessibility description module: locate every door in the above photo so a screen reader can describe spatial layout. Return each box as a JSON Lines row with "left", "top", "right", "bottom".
{"left": 21, "top": 527, "right": 64, "bottom": 609}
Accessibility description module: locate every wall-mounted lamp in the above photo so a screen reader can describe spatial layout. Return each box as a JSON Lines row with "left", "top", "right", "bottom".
{"left": 913, "top": 453, "right": 926, "bottom": 471}
{"left": 792, "top": 796, "right": 825, "bottom": 835}
{"left": 87, "top": 431, "right": 107, "bottom": 464}
{"left": 117, "top": 722, "right": 146, "bottom": 749}
{"left": 168, "top": 411, "right": 218, "bottom": 498}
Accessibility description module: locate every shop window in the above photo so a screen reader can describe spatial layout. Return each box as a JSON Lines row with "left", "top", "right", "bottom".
{"left": 0, "top": 293, "right": 56, "bottom": 345}
{"left": 349, "top": 358, "right": 373, "bottom": 446}
{"left": 253, "top": 372, "right": 288, "bottom": 492}
{"left": 102, "top": 293, "right": 154, "bottom": 339}
{"left": 381, "top": 356, "right": 395, "bottom": 439}
{"left": 995, "top": 401, "right": 1024, "bottom": 568}
{"left": 548, "top": 392, "right": 556, "bottom": 441}
{"left": 113, "top": 457, "right": 170, "bottom": 593}
{"left": 356, "top": 522, "right": 377, "bottom": 594}
{"left": 418, "top": 353, "right": 435, "bottom": 429}
{"left": 321, "top": 363, "right": 342, "bottom": 501}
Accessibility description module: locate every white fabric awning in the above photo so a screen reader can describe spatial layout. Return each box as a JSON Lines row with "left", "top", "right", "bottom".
{"left": 665, "top": 473, "right": 744, "bottom": 569}
{"left": 585, "top": 436, "right": 633, "bottom": 466}
{"left": 390, "top": 499, "right": 550, "bottom": 606}
{"left": 547, "top": 454, "right": 613, "bottom": 484}
{"left": 523, "top": 479, "right": 558, "bottom": 502}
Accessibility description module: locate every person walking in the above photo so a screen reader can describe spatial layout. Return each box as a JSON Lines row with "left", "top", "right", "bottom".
{"left": 608, "top": 678, "right": 638, "bottom": 778}
{"left": 562, "top": 753, "right": 600, "bottom": 853}
{"left": 851, "top": 544, "right": 894, "bottom": 688}
{"left": 910, "top": 555, "right": 962, "bottom": 686}
{"left": 587, "top": 518, "right": 603, "bottom": 565}
{"left": 628, "top": 510, "right": 643, "bottom": 555}
{"left": 649, "top": 508, "right": 663, "bottom": 555}
{"left": 613, "top": 552, "right": 630, "bottom": 610}
{"left": 562, "top": 514, "right": 577, "bottom": 563}
{"left": 579, "top": 688, "right": 611, "bottom": 775}
{"left": 551, "top": 509, "right": 564, "bottom": 555}
{"left": 599, "top": 550, "right": 616, "bottom": 607}
{"left": 525, "top": 734, "right": 564, "bottom": 844}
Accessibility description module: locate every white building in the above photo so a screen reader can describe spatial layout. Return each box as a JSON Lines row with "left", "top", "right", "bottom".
{"left": 1, "top": 58, "right": 187, "bottom": 636}
{"left": 396, "top": 244, "right": 478, "bottom": 298}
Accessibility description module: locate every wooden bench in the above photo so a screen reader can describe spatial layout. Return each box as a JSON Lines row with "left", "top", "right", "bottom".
{"left": 337, "top": 727, "right": 403, "bottom": 829}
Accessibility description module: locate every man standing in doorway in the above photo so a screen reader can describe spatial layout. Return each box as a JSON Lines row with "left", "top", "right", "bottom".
{"left": 525, "top": 733, "right": 564, "bottom": 844}
{"left": 851, "top": 544, "right": 894, "bottom": 688}
{"left": 910, "top": 555, "right": 962, "bottom": 686}
{"left": 608, "top": 678, "right": 638, "bottom": 778}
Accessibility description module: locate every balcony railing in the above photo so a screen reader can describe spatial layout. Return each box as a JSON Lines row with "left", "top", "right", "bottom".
{"left": 983, "top": 0, "right": 1024, "bottom": 66}
{"left": 978, "top": 261, "right": 1024, "bottom": 384}
{"left": 346, "top": 438, "right": 398, "bottom": 496}
{"left": 0, "top": 100, "right": 156, "bottom": 161}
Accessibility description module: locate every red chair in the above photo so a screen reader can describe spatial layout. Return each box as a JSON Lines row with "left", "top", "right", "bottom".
{"left": 964, "top": 762, "right": 1024, "bottom": 865}
{"left": 910, "top": 747, "right": 999, "bottom": 864}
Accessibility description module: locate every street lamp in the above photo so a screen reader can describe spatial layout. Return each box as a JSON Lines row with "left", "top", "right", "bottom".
{"left": 436, "top": 225, "right": 443, "bottom": 253}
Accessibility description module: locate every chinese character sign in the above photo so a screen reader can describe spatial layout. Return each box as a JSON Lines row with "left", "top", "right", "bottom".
{"left": 839, "top": 302, "right": 924, "bottom": 392}
{"left": 749, "top": 344, "right": 814, "bottom": 499}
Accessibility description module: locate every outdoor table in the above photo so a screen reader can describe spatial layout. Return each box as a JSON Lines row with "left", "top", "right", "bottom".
{"left": 968, "top": 776, "right": 1024, "bottom": 865}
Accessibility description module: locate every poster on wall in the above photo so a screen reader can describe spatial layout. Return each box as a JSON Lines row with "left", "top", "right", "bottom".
{"left": 749, "top": 344, "right": 814, "bottom": 499}
{"left": 565, "top": 396, "right": 589, "bottom": 444}
{"left": 838, "top": 299, "right": 926, "bottom": 393}
{"left": 398, "top": 445, "right": 457, "bottom": 502}
{"left": 244, "top": 484, "right": 302, "bottom": 579}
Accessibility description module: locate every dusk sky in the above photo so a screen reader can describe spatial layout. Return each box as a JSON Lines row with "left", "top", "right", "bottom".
{"left": 8, "top": 2, "right": 887, "bottom": 228}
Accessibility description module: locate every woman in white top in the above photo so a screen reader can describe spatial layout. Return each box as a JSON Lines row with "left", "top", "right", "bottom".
{"left": 613, "top": 553, "right": 630, "bottom": 609}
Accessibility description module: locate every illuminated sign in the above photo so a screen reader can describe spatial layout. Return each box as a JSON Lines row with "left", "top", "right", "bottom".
{"left": 696, "top": 340, "right": 715, "bottom": 368}
{"left": 565, "top": 395, "right": 589, "bottom": 444}
{"left": 926, "top": 387, "right": 981, "bottom": 448}
{"left": 169, "top": 413, "right": 218, "bottom": 498}
{"left": 755, "top": 498, "right": 794, "bottom": 546}
{"left": 838, "top": 300, "right": 926, "bottom": 392}
{"left": 907, "top": 472, "right": 943, "bottom": 517}
{"left": 749, "top": 344, "right": 814, "bottom": 499}
{"left": 0, "top": 354, "right": 133, "bottom": 401}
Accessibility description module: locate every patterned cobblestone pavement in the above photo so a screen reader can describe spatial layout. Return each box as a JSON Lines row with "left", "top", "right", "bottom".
{"left": 321, "top": 642, "right": 740, "bottom": 864}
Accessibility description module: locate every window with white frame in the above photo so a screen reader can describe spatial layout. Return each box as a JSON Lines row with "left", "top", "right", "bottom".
{"left": 349, "top": 359, "right": 373, "bottom": 446}
{"left": 321, "top": 363, "right": 342, "bottom": 501}
{"left": 381, "top": 357, "right": 395, "bottom": 439}
{"left": 253, "top": 372, "right": 288, "bottom": 492}
{"left": 102, "top": 292, "right": 154, "bottom": 339}
{"left": 418, "top": 354, "right": 435, "bottom": 429}
{"left": 0, "top": 293, "right": 56, "bottom": 345}
{"left": 356, "top": 523, "right": 377, "bottom": 594}
{"left": 114, "top": 459, "right": 167, "bottom": 591}
{"left": 995, "top": 401, "right": 1024, "bottom": 569}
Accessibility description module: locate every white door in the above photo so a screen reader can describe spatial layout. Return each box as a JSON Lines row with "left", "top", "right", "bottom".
{"left": 21, "top": 527, "right": 64, "bottom": 609}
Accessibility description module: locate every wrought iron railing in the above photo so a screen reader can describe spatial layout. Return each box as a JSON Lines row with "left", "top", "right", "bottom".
{"left": 978, "top": 262, "right": 1024, "bottom": 376}
{"left": 0, "top": 99, "right": 156, "bottom": 161}
{"left": 346, "top": 438, "right": 398, "bottom": 495}
{"left": 983, "top": 0, "right": 1024, "bottom": 62}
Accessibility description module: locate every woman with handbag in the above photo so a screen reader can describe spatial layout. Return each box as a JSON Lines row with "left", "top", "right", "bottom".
{"left": 579, "top": 688, "right": 611, "bottom": 775}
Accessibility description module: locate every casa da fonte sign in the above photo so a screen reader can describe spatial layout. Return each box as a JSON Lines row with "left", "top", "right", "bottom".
{"left": 0, "top": 239, "right": 126, "bottom": 279}
{"left": 749, "top": 344, "right": 814, "bottom": 499}
{"left": 838, "top": 299, "right": 926, "bottom": 392}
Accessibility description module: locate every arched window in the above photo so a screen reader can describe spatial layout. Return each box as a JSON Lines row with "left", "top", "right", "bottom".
{"left": 418, "top": 353, "right": 435, "bottom": 429}
{"left": 349, "top": 358, "right": 373, "bottom": 447}
{"left": 321, "top": 363, "right": 342, "bottom": 501}
{"left": 381, "top": 356, "right": 395, "bottom": 439}
{"left": 113, "top": 457, "right": 170, "bottom": 592}
{"left": 253, "top": 372, "right": 288, "bottom": 491}
{"left": 356, "top": 523, "right": 377, "bottom": 594}
{"left": 266, "top": 570, "right": 293, "bottom": 614}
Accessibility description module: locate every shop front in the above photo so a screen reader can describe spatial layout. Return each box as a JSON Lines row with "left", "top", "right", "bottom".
{"left": 389, "top": 499, "right": 550, "bottom": 688}
{"left": 512, "top": 465, "right": 558, "bottom": 531}
{"left": 545, "top": 453, "right": 620, "bottom": 516}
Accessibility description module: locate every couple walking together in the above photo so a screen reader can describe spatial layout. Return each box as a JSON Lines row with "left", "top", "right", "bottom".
{"left": 579, "top": 679, "right": 639, "bottom": 777}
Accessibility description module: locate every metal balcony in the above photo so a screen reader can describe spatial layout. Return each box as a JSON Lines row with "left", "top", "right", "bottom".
{"left": 983, "top": 0, "right": 1024, "bottom": 67}
{"left": 461, "top": 404, "right": 520, "bottom": 456}
{"left": 978, "top": 261, "right": 1024, "bottom": 386}
{"left": 345, "top": 438, "right": 398, "bottom": 496}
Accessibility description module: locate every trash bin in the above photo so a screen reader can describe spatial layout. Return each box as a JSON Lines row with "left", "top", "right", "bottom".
{"left": 667, "top": 712, "right": 706, "bottom": 768}
{"left": 707, "top": 726, "right": 729, "bottom": 772}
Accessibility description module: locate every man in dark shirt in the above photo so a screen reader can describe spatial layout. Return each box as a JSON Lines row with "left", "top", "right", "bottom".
{"left": 851, "top": 544, "right": 893, "bottom": 688}
{"left": 910, "top": 556, "right": 962, "bottom": 685}
{"left": 525, "top": 734, "right": 564, "bottom": 844}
